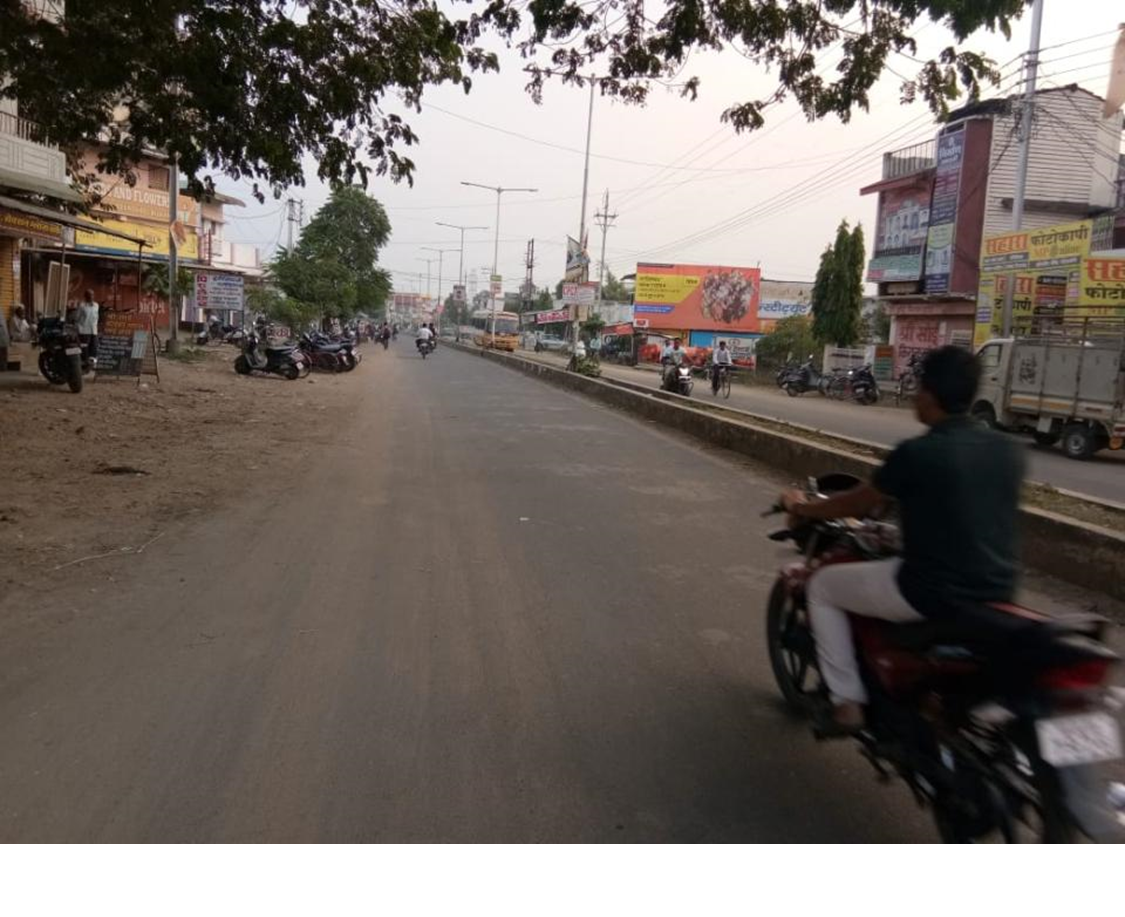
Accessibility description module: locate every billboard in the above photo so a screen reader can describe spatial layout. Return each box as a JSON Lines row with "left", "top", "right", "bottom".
{"left": 194, "top": 271, "right": 244, "bottom": 312}
{"left": 924, "top": 128, "right": 965, "bottom": 294}
{"left": 758, "top": 279, "right": 813, "bottom": 325}
{"left": 634, "top": 263, "right": 762, "bottom": 332}
{"left": 867, "top": 182, "right": 931, "bottom": 282}
{"left": 562, "top": 281, "right": 597, "bottom": 306}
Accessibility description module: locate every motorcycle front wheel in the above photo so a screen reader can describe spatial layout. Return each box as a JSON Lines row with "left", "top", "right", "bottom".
{"left": 39, "top": 351, "right": 66, "bottom": 385}
{"left": 234, "top": 355, "right": 252, "bottom": 375}
{"left": 766, "top": 578, "right": 821, "bottom": 712}
{"left": 785, "top": 382, "right": 801, "bottom": 397}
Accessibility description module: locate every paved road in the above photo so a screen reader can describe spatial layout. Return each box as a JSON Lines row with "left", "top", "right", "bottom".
{"left": 0, "top": 344, "right": 1108, "bottom": 842}
{"left": 530, "top": 353, "right": 1125, "bottom": 505}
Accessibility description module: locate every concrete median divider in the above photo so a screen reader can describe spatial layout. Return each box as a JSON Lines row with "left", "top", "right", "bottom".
{"left": 450, "top": 341, "right": 1125, "bottom": 602}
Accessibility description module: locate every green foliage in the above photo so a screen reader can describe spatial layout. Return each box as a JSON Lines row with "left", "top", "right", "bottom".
{"left": 246, "top": 284, "right": 319, "bottom": 333}
{"left": 142, "top": 264, "right": 193, "bottom": 301}
{"left": 267, "top": 187, "right": 391, "bottom": 325}
{"left": 581, "top": 313, "right": 605, "bottom": 337}
{"left": 754, "top": 316, "right": 819, "bottom": 370}
{"left": 535, "top": 288, "right": 553, "bottom": 309}
{"left": 599, "top": 269, "right": 630, "bottom": 303}
{"left": 861, "top": 301, "right": 892, "bottom": 343}
{"left": 0, "top": 3, "right": 1019, "bottom": 192}
{"left": 569, "top": 356, "right": 601, "bottom": 378}
{"left": 810, "top": 220, "right": 865, "bottom": 347}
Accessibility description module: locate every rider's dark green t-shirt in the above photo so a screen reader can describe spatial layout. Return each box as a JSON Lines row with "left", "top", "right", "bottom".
{"left": 872, "top": 415, "right": 1025, "bottom": 618}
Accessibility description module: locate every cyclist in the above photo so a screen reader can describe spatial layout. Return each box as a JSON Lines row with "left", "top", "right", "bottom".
{"left": 711, "top": 340, "right": 733, "bottom": 394}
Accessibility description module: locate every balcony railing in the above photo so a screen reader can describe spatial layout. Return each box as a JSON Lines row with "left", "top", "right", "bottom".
{"left": 882, "top": 139, "right": 935, "bottom": 180}
{"left": 0, "top": 110, "right": 49, "bottom": 145}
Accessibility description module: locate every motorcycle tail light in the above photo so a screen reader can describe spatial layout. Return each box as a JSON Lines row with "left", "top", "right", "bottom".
{"left": 1036, "top": 658, "right": 1117, "bottom": 691}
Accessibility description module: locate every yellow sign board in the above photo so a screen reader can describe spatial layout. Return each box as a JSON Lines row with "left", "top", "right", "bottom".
{"left": 0, "top": 207, "right": 64, "bottom": 242}
{"left": 634, "top": 272, "right": 699, "bottom": 304}
{"left": 1027, "top": 219, "right": 1097, "bottom": 269}
{"left": 1076, "top": 257, "right": 1125, "bottom": 312}
{"left": 76, "top": 217, "right": 198, "bottom": 260}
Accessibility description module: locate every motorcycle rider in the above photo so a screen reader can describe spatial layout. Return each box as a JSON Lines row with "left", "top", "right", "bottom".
{"left": 416, "top": 323, "right": 434, "bottom": 353}
{"left": 780, "top": 346, "right": 1024, "bottom": 735}
{"left": 661, "top": 338, "right": 684, "bottom": 391}
{"left": 710, "top": 340, "right": 733, "bottom": 393}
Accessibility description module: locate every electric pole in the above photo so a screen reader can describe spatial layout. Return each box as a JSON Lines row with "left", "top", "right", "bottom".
{"left": 422, "top": 247, "right": 457, "bottom": 326}
{"left": 416, "top": 257, "right": 434, "bottom": 299}
{"left": 593, "top": 189, "right": 618, "bottom": 303}
{"left": 523, "top": 238, "right": 536, "bottom": 310}
{"left": 436, "top": 221, "right": 488, "bottom": 289}
{"left": 285, "top": 197, "right": 304, "bottom": 251}
{"left": 574, "top": 78, "right": 596, "bottom": 346}
{"left": 1002, "top": 0, "right": 1043, "bottom": 337}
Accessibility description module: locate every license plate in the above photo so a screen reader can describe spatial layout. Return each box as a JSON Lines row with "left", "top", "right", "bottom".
{"left": 295, "top": 362, "right": 304, "bottom": 369}
{"left": 1110, "top": 437, "right": 1123, "bottom": 450}
{"left": 1037, "top": 711, "right": 1122, "bottom": 767}
{"left": 64, "top": 347, "right": 82, "bottom": 355}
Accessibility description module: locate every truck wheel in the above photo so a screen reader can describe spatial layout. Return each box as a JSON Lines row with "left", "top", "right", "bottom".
{"left": 1033, "top": 431, "right": 1060, "bottom": 447}
{"left": 971, "top": 402, "right": 997, "bottom": 429}
{"left": 1062, "top": 424, "right": 1096, "bottom": 460}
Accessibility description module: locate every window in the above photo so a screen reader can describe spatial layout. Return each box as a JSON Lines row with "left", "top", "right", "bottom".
{"left": 148, "top": 165, "right": 170, "bottom": 191}
{"left": 978, "top": 344, "right": 1002, "bottom": 370}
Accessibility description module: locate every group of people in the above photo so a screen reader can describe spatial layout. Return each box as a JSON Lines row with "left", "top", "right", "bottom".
{"left": 659, "top": 337, "right": 734, "bottom": 394}
{"left": 415, "top": 322, "right": 438, "bottom": 351}
{"left": 2, "top": 289, "right": 100, "bottom": 358}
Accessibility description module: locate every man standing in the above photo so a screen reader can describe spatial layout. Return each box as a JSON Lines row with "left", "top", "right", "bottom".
{"left": 76, "top": 289, "right": 99, "bottom": 367}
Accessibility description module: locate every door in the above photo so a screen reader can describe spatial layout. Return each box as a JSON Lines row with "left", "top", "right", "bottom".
{"left": 976, "top": 342, "right": 1006, "bottom": 415}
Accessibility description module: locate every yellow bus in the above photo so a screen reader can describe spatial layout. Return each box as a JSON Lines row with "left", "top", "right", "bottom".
{"left": 471, "top": 309, "right": 520, "bottom": 352}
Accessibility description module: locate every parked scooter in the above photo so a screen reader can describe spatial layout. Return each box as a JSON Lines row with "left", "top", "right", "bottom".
{"left": 234, "top": 331, "right": 307, "bottom": 380}
{"left": 781, "top": 359, "right": 825, "bottom": 397}
{"left": 849, "top": 363, "right": 880, "bottom": 405}
{"left": 35, "top": 315, "right": 87, "bottom": 393}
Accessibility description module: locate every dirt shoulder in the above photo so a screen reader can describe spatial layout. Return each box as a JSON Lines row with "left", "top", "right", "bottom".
{"left": 0, "top": 345, "right": 365, "bottom": 592}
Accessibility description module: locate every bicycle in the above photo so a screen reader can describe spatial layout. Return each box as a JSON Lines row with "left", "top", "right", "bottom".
{"left": 711, "top": 364, "right": 733, "bottom": 399}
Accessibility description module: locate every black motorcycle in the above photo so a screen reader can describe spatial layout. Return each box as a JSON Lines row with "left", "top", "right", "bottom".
{"left": 781, "top": 360, "right": 825, "bottom": 397}
{"left": 234, "top": 331, "right": 307, "bottom": 380}
{"left": 36, "top": 316, "right": 86, "bottom": 393}
{"left": 417, "top": 337, "right": 435, "bottom": 359}
{"left": 848, "top": 363, "right": 880, "bottom": 405}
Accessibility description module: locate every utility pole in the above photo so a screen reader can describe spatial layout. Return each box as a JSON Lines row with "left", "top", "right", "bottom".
{"left": 416, "top": 257, "right": 434, "bottom": 299}
{"left": 436, "top": 221, "right": 488, "bottom": 289}
{"left": 168, "top": 156, "right": 179, "bottom": 347}
{"left": 422, "top": 247, "right": 457, "bottom": 327}
{"left": 461, "top": 181, "right": 538, "bottom": 345}
{"left": 523, "top": 238, "right": 536, "bottom": 310}
{"left": 285, "top": 197, "right": 303, "bottom": 251}
{"left": 593, "top": 189, "right": 618, "bottom": 303}
{"left": 573, "top": 78, "right": 596, "bottom": 346}
{"left": 1002, "top": 0, "right": 1044, "bottom": 337}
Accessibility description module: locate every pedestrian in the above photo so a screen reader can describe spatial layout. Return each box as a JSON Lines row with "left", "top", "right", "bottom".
{"left": 76, "top": 289, "right": 100, "bottom": 367}
{"left": 7, "top": 304, "right": 31, "bottom": 342}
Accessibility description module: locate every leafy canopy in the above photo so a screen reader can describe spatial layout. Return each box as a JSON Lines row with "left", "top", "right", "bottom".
{"left": 754, "top": 314, "right": 819, "bottom": 368}
{"left": 0, "top": 1, "right": 1027, "bottom": 193}
{"left": 810, "top": 219, "right": 865, "bottom": 347}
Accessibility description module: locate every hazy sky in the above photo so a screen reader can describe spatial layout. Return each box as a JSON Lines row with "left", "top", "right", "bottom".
{"left": 219, "top": 2, "right": 1123, "bottom": 298}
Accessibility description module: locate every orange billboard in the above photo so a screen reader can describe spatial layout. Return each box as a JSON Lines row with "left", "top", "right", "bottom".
{"left": 634, "top": 262, "right": 762, "bottom": 332}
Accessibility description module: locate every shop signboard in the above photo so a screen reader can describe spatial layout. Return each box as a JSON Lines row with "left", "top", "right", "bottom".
{"left": 924, "top": 129, "right": 965, "bottom": 294}
{"left": 0, "top": 207, "right": 65, "bottom": 242}
{"left": 535, "top": 308, "right": 570, "bottom": 324}
{"left": 1075, "top": 257, "right": 1125, "bottom": 313}
{"left": 757, "top": 279, "right": 813, "bottom": 325}
{"left": 564, "top": 235, "right": 588, "bottom": 282}
{"left": 867, "top": 182, "right": 931, "bottom": 282}
{"left": 687, "top": 330, "right": 758, "bottom": 367}
{"left": 634, "top": 262, "right": 761, "bottom": 333}
{"left": 96, "top": 311, "right": 158, "bottom": 378}
{"left": 872, "top": 344, "right": 896, "bottom": 381}
{"left": 75, "top": 216, "right": 199, "bottom": 260}
{"left": 194, "top": 271, "right": 244, "bottom": 312}
{"left": 452, "top": 284, "right": 466, "bottom": 303}
{"left": 562, "top": 281, "right": 597, "bottom": 306}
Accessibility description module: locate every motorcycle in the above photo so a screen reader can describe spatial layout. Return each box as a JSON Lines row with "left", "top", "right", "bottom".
{"left": 764, "top": 474, "right": 1125, "bottom": 842}
{"left": 35, "top": 315, "right": 87, "bottom": 393}
{"left": 897, "top": 352, "right": 923, "bottom": 404}
{"left": 418, "top": 337, "right": 435, "bottom": 359}
{"left": 234, "top": 331, "right": 307, "bottom": 380}
{"left": 660, "top": 360, "right": 694, "bottom": 397}
{"left": 299, "top": 333, "right": 353, "bottom": 372}
{"left": 781, "top": 360, "right": 825, "bottom": 397}
{"left": 849, "top": 363, "right": 880, "bottom": 405}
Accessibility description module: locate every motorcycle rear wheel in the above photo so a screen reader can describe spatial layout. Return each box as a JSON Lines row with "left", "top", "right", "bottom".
{"left": 766, "top": 577, "right": 822, "bottom": 713}
{"left": 784, "top": 382, "right": 801, "bottom": 397}
{"left": 234, "top": 355, "right": 252, "bottom": 375}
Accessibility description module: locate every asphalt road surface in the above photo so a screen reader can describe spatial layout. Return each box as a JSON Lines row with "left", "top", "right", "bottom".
{"left": 537, "top": 354, "right": 1125, "bottom": 505}
{"left": 0, "top": 344, "right": 1112, "bottom": 842}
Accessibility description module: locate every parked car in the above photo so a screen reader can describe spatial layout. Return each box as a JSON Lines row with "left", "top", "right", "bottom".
{"left": 534, "top": 333, "right": 568, "bottom": 353}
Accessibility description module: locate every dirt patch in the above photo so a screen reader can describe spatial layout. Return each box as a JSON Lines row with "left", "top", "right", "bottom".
{"left": 0, "top": 346, "right": 363, "bottom": 588}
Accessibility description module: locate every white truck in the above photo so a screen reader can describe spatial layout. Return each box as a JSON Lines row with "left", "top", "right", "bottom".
{"left": 972, "top": 327, "right": 1125, "bottom": 460}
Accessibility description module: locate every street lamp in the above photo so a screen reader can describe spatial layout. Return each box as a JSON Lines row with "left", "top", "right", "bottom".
{"left": 435, "top": 221, "right": 488, "bottom": 291}
{"left": 461, "top": 181, "right": 537, "bottom": 345}
{"left": 415, "top": 257, "right": 435, "bottom": 299}
{"left": 422, "top": 246, "right": 457, "bottom": 330}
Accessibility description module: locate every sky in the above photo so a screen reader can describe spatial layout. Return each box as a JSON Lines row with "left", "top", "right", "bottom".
{"left": 218, "top": 2, "right": 1124, "bottom": 300}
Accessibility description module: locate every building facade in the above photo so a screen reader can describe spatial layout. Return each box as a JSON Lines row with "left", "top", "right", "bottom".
{"left": 861, "top": 85, "right": 1124, "bottom": 376}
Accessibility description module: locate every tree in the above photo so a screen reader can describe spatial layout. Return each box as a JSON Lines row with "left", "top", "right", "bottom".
{"left": 0, "top": 2, "right": 1020, "bottom": 194}
{"left": 600, "top": 269, "right": 630, "bottom": 303}
{"left": 811, "top": 220, "right": 865, "bottom": 347}
{"left": 246, "top": 284, "right": 319, "bottom": 333}
{"left": 535, "top": 289, "right": 553, "bottom": 310}
{"left": 755, "top": 315, "right": 819, "bottom": 370}
{"left": 142, "top": 264, "right": 192, "bottom": 302}
{"left": 268, "top": 186, "right": 392, "bottom": 325}
{"left": 861, "top": 301, "right": 891, "bottom": 343}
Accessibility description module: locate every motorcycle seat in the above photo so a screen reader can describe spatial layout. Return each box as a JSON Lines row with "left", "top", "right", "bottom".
{"left": 881, "top": 603, "right": 1106, "bottom": 651}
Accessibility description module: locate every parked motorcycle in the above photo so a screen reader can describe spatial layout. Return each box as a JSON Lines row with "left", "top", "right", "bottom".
{"left": 764, "top": 473, "right": 1124, "bottom": 842}
{"left": 36, "top": 315, "right": 86, "bottom": 393}
{"left": 781, "top": 360, "right": 825, "bottom": 397}
{"left": 849, "top": 363, "right": 880, "bottom": 405}
{"left": 299, "top": 333, "right": 352, "bottom": 372}
{"left": 234, "top": 331, "right": 307, "bottom": 380}
{"left": 896, "top": 352, "right": 923, "bottom": 404}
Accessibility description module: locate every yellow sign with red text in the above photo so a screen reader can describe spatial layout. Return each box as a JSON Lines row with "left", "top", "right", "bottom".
{"left": 75, "top": 217, "right": 198, "bottom": 260}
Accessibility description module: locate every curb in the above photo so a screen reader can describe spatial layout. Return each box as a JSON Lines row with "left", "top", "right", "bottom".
{"left": 451, "top": 341, "right": 1125, "bottom": 603}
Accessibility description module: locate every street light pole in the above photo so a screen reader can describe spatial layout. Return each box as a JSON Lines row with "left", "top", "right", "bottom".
{"left": 422, "top": 246, "right": 457, "bottom": 331}
{"left": 435, "top": 221, "right": 488, "bottom": 290}
{"left": 416, "top": 257, "right": 434, "bottom": 300}
{"left": 461, "top": 181, "right": 537, "bottom": 346}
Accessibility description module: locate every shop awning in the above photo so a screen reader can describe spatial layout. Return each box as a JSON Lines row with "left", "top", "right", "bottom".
{"left": 0, "top": 193, "right": 146, "bottom": 246}
{"left": 0, "top": 167, "right": 85, "bottom": 204}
